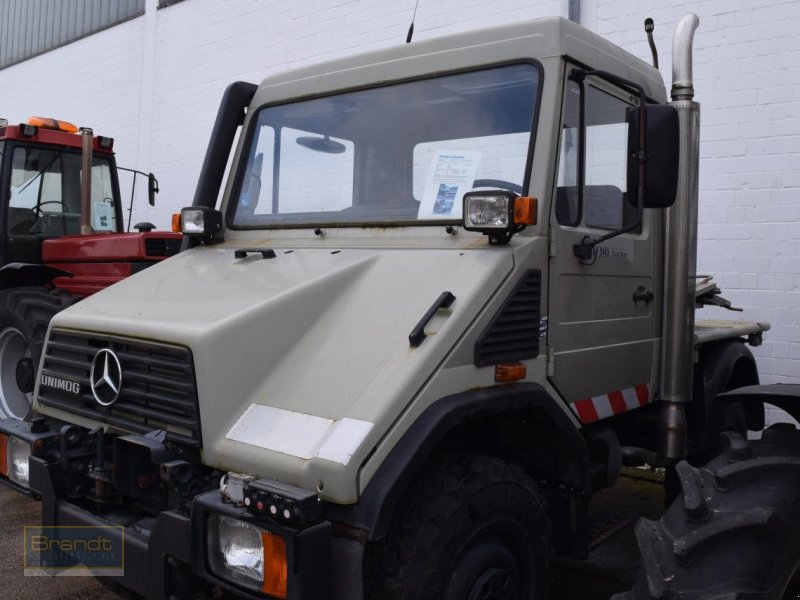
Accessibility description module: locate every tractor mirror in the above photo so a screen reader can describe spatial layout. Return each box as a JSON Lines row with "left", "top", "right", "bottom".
{"left": 148, "top": 173, "right": 159, "bottom": 206}
{"left": 626, "top": 104, "right": 679, "bottom": 209}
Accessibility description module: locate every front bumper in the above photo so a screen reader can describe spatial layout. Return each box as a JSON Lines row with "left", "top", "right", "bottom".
{"left": 25, "top": 439, "right": 331, "bottom": 600}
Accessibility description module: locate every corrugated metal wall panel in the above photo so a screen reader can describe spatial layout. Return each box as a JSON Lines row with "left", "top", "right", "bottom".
{"left": 0, "top": 0, "right": 144, "bottom": 69}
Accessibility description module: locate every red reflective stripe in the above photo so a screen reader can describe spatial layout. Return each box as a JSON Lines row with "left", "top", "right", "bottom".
{"left": 574, "top": 398, "right": 599, "bottom": 424}
{"left": 635, "top": 384, "right": 650, "bottom": 406}
{"left": 574, "top": 385, "right": 650, "bottom": 425}
{"left": 608, "top": 390, "right": 626, "bottom": 415}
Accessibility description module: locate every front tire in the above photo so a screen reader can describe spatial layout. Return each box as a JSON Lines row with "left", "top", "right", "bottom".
{"left": 0, "top": 287, "right": 75, "bottom": 420}
{"left": 365, "top": 453, "right": 552, "bottom": 600}
{"left": 616, "top": 424, "right": 800, "bottom": 600}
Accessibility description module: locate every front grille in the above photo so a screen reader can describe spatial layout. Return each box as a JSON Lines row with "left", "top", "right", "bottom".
{"left": 38, "top": 330, "right": 201, "bottom": 446}
{"left": 145, "top": 237, "right": 182, "bottom": 257}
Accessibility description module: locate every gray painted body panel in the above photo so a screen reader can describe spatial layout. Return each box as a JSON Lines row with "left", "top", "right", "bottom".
{"left": 43, "top": 242, "right": 513, "bottom": 502}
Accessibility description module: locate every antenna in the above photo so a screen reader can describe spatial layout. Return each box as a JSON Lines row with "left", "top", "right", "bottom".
{"left": 645, "top": 18, "right": 659, "bottom": 68}
{"left": 406, "top": 0, "right": 420, "bottom": 43}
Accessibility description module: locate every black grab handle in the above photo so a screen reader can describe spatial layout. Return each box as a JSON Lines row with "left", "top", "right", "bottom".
{"left": 234, "top": 248, "right": 276, "bottom": 259}
{"left": 409, "top": 291, "right": 456, "bottom": 347}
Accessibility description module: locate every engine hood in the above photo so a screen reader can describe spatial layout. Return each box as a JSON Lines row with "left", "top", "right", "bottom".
{"left": 45, "top": 242, "right": 514, "bottom": 502}
{"left": 42, "top": 231, "right": 183, "bottom": 262}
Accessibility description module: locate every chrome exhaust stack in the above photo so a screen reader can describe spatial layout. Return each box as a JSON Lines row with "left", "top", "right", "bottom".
{"left": 80, "top": 127, "right": 94, "bottom": 235}
{"left": 658, "top": 14, "right": 700, "bottom": 460}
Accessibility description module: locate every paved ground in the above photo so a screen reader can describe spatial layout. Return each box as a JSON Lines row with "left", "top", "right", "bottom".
{"left": 552, "top": 470, "right": 666, "bottom": 598}
{"left": 0, "top": 471, "right": 665, "bottom": 599}
{"left": 0, "top": 485, "right": 118, "bottom": 600}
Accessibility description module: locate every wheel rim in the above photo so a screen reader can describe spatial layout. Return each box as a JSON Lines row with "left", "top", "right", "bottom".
{"left": 0, "top": 327, "right": 33, "bottom": 420}
{"left": 468, "top": 567, "right": 518, "bottom": 600}
{"left": 444, "top": 531, "right": 533, "bottom": 600}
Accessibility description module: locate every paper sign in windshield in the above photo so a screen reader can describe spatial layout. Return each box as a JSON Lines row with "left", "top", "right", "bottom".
{"left": 93, "top": 201, "right": 114, "bottom": 230}
{"left": 419, "top": 150, "right": 481, "bottom": 219}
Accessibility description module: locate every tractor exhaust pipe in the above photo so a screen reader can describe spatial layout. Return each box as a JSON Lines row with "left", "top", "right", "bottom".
{"left": 658, "top": 14, "right": 700, "bottom": 460}
{"left": 80, "top": 127, "right": 93, "bottom": 235}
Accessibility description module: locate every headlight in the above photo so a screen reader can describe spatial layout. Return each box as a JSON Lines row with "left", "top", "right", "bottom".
{"left": 207, "top": 514, "right": 287, "bottom": 598}
{"left": 464, "top": 193, "right": 511, "bottom": 229}
{"left": 8, "top": 436, "right": 31, "bottom": 487}
{"left": 0, "top": 433, "right": 32, "bottom": 488}
{"left": 180, "top": 207, "right": 223, "bottom": 239}
{"left": 462, "top": 190, "right": 536, "bottom": 244}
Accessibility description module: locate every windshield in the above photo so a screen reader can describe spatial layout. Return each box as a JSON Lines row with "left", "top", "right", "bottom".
{"left": 230, "top": 63, "right": 540, "bottom": 228}
{"left": 8, "top": 146, "right": 118, "bottom": 237}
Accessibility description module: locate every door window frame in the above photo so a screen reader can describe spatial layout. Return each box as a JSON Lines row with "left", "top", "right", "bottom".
{"left": 555, "top": 69, "right": 641, "bottom": 233}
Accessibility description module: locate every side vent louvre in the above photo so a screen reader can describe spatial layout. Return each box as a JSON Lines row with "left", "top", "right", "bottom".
{"left": 474, "top": 269, "right": 541, "bottom": 367}
{"left": 145, "top": 237, "right": 182, "bottom": 257}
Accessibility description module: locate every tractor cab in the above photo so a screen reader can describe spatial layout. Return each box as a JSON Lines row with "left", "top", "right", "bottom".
{"left": 1, "top": 117, "right": 124, "bottom": 265}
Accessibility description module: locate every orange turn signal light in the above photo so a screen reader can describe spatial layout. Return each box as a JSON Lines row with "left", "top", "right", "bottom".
{"left": 513, "top": 197, "right": 537, "bottom": 226}
{"left": 495, "top": 362, "right": 527, "bottom": 383}
{"left": 171, "top": 213, "right": 182, "bottom": 233}
{"left": 28, "top": 116, "right": 78, "bottom": 134}
{"left": 261, "top": 532, "right": 288, "bottom": 598}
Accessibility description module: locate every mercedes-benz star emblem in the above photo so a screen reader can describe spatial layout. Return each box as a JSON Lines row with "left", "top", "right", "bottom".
{"left": 90, "top": 348, "right": 123, "bottom": 406}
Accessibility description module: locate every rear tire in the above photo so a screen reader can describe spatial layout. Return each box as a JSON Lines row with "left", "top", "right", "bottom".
{"left": 615, "top": 424, "right": 800, "bottom": 600}
{"left": 364, "top": 453, "right": 552, "bottom": 600}
{"left": 0, "top": 287, "right": 76, "bottom": 420}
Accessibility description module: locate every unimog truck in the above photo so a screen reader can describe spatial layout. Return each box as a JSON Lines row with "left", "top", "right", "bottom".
{"left": 0, "top": 13, "right": 785, "bottom": 600}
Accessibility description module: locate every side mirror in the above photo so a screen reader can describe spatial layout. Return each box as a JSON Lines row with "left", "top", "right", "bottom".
{"left": 626, "top": 104, "right": 679, "bottom": 209}
{"left": 148, "top": 173, "right": 159, "bottom": 206}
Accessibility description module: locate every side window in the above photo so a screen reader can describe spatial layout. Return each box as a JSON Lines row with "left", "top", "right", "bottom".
{"left": 556, "top": 76, "right": 637, "bottom": 231}
{"left": 584, "top": 85, "right": 631, "bottom": 230}
{"left": 556, "top": 80, "right": 580, "bottom": 226}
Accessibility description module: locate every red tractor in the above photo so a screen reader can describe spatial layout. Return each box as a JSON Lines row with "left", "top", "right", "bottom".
{"left": 0, "top": 116, "right": 181, "bottom": 421}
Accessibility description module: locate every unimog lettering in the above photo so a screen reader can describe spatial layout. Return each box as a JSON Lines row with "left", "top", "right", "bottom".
{"left": 39, "top": 374, "right": 80, "bottom": 396}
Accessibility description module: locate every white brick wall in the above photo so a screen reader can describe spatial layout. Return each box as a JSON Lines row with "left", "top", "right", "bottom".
{"left": 0, "top": 0, "right": 797, "bottom": 400}
{"left": 589, "top": 0, "right": 800, "bottom": 427}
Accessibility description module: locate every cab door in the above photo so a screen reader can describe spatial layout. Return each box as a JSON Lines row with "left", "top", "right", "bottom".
{"left": 547, "top": 68, "right": 662, "bottom": 423}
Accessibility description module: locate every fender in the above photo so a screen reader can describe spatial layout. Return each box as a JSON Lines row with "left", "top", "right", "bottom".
{"left": 0, "top": 262, "right": 72, "bottom": 289}
{"left": 692, "top": 339, "right": 763, "bottom": 431}
{"left": 338, "top": 382, "right": 590, "bottom": 542}
{"left": 717, "top": 384, "right": 800, "bottom": 424}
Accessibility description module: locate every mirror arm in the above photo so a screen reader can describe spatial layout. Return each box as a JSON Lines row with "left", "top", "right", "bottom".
{"left": 117, "top": 166, "right": 161, "bottom": 230}
{"left": 570, "top": 69, "right": 648, "bottom": 263}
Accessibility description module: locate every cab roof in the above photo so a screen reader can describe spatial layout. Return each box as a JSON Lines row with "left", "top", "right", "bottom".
{"left": 252, "top": 17, "right": 666, "bottom": 107}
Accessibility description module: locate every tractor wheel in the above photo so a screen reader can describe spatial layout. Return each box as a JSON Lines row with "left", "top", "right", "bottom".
{"left": 364, "top": 452, "right": 552, "bottom": 600}
{"left": 0, "top": 287, "right": 75, "bottom": 421}
{"left": 614, "top": 424, "right": 800, "bottom": 600}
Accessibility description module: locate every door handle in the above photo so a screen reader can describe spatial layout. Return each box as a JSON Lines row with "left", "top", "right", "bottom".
{"left": 633, "top": 286, "right": 654, "bottom": 303}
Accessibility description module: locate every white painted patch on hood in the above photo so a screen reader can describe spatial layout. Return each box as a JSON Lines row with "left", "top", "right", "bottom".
{"left": 226, "top": 404, "right": 373, "bottom": 466}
